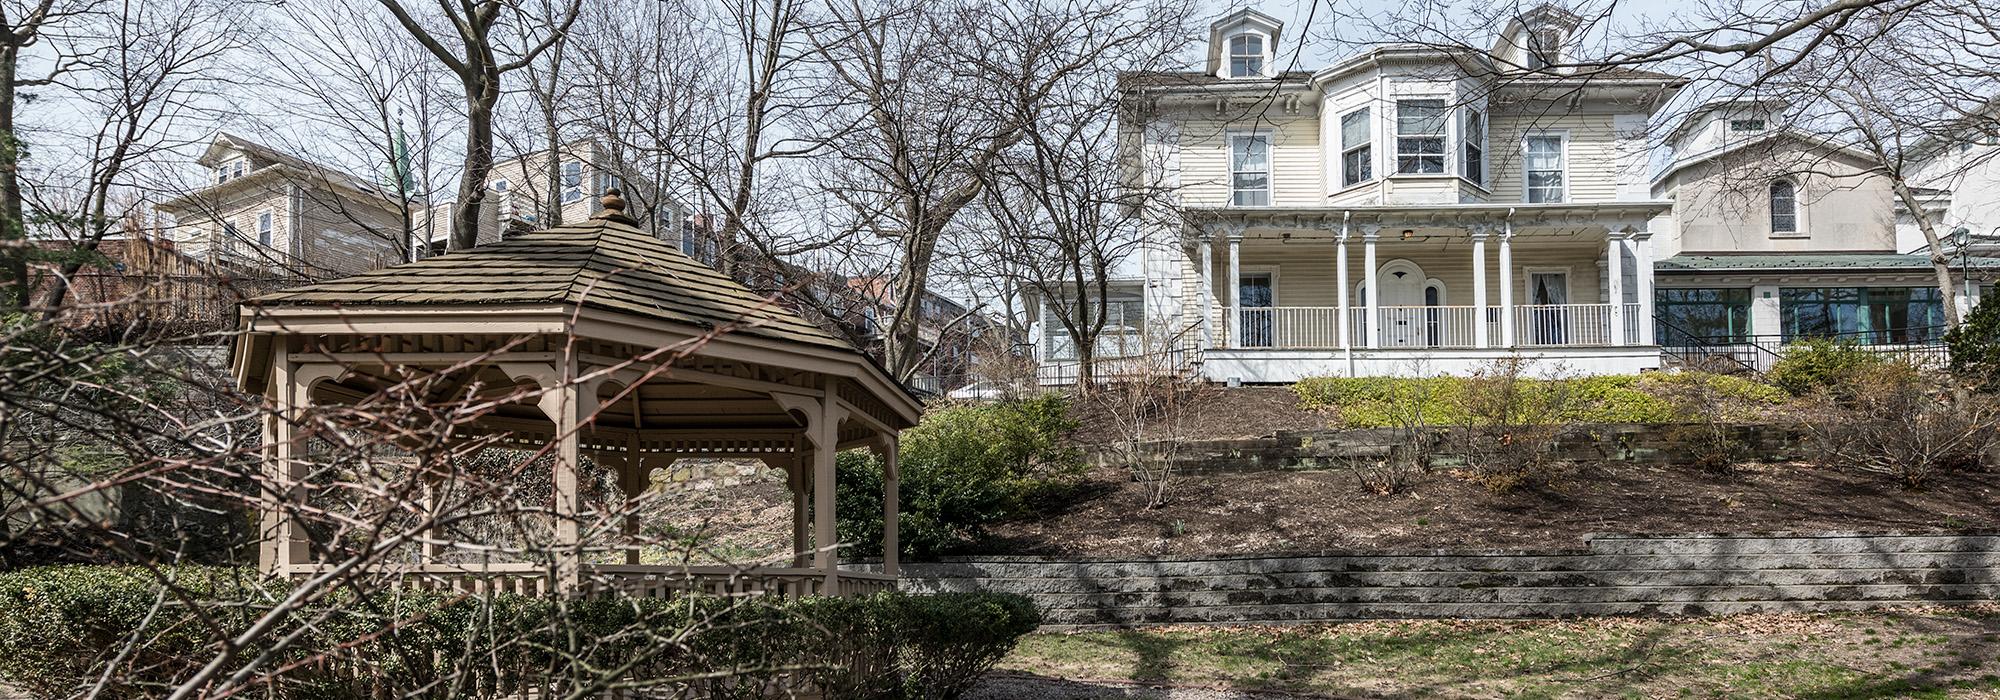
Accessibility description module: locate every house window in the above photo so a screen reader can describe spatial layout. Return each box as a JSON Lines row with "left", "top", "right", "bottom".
{"left": 1463, "top": 108, "right": 1486, "bottom": 186}
{"left": 256, "top": 211, "right": 273, "bottom": 247}
{"left": 1340, "top": 108, "right": 1371, "bottom": 187}
{"left": 1780, "top": 287, "right": 1946, "bottom": 344}
{"left": 1045, "top": 291, "right": 1146, "bottom": 360}
{"left": 221, "top": 222, "right": 242, "bottom": 255}
{"left": 1228, "top": 34, "right": 1264, "bottom": 78}
{"left": 1525, "top": 134, "right": 1566, "bottom": 203}
{"left": 1655, "top": 288, "right": 1752, "bottom": 345}
{"left": 561, "top": 161, "right": 584, "bottom": 203}
{"left": 215, "top": 158, "right": 245, "bottom": 184}
{"left": 593, "top": 170, "right": 621, "bottom": 199}
{"left": 1395, "top": 99, "right": 1446, "bottom": 174}
{"left": 1229, "top": 132, "right": 1271, "bottom": 206}
{"left": 1769, "top": 179, "right": 1797, "bottom": 233}
{"left": 1729, "top": 119, "right": 1766, "bottom": 133}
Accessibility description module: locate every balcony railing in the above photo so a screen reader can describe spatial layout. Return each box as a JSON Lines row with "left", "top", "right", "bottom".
{"left": 1225, "top": 303, "right": 1643, "bottom": 349}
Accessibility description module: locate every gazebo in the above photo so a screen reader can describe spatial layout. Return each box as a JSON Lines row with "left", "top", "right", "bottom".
{"left": 231, "top": 192, "right": 920, "bottom": 597}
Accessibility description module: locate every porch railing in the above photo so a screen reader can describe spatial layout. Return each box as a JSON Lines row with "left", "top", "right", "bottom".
{"left": 1225, "top": 303, "right": 1638, "bottom": 350}
{"left": 281, "top": 562, "right": 890, "bottom": 598}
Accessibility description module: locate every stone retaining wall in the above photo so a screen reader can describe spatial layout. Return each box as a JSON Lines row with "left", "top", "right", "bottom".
{"left": 889, "top": 534, "right": 2000, "bottom": 629}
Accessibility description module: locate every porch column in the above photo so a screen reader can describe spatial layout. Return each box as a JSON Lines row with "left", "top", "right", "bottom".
{"left": 1626, "top": 231, "right": 1655, "bottom": 345}
{"left": 811, "top": 401, "right": 839, "bottom": 591}
{"left": 1226, "top": 234, "right": 1242, "bottom": 349}
{"left": 544, "top": 376, "right": 582, "bottom": 594}
{"left": 1606, "top": 228, "right": 1626, "bottom": 346}
{"left": 882, "top": 436, "right": 899, "bottom": 577}
{"left": 1335, "top": 224, "right": 1351, "bottom": 349}
{"left": 1470, "top": 227, "right": 1490, "bottom": 348}
{"left": 789, "top": 446, "right": 810, "bottom": 568}
{"left": 1197, "top": 238, "right": 1215, "bottom": 350}
{"left": 1499, "top": 225, "right": 1516, "bottom": 346}
{"left": 1363, "top": 225, "right": 1381, "bottom": 348}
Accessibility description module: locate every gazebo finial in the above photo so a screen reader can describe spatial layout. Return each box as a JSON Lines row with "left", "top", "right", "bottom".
{"left": 596, "top": 188, "right": 637, "bottom": 225}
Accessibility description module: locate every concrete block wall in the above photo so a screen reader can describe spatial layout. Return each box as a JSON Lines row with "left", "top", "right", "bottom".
{"left": 891, "top": 534, "right": 2000, "bottom": 629}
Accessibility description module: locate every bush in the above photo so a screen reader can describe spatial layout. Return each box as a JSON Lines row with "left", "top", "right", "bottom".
{"left": 1798, "top": 362, "right": 2000, "bottom": 488}
{"left": 839, "top": 395, "right": 1083, "bottom": 559}
{"left": 1948, "top": 301, "right": 2000, "bottom": 392}
{"left": 1293, "top": 371, "right": 1785, "bottom": 428}
{"left": 0, "top": 565, "right": 1041, "bottom": 699}
{"left": 1768, "top": 338, "right": 1887, "bottom": 396}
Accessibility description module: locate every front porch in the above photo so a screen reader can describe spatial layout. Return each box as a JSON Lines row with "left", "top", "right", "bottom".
{"left": 1188, "top": 205, "right": 1664, "bottom": 383}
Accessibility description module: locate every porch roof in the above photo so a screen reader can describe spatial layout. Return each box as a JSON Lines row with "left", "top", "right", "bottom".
{"left": 1185, "top": 201, "right": 1675, "bottom": 233}
{"left": 1658, "top": 253, "right": 2000, "bottom": 275}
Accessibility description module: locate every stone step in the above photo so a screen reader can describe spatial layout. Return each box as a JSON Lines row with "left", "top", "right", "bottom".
{"left": 902, "top": 551, "right": 2000, "bottom": 579}
{"left": 1036, "top": 599, "right": 1995, "bottom": 628}
{"left": 975, "top": 583, "right": 2000, "bottom": 610}
{"left": 900, "top": 566, "right": 2000, "bottom": 594}
{"left": 1584, "top": 534, "right": 2000, "bottom": 556}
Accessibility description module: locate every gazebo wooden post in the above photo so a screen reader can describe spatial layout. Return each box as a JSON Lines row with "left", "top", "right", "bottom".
{"left": 788, "top": 442, "right": 810, "bottom": 568}
{"left": 256, "top": 348, "right": 293, "bottom": 575}
{"left": 528, "top": 359, "right": 583, "bottom": 595}
{"left": 877, "top": 434, "right": 900, "bottom": 578}
{"left": 621, "top": 429, "right": 644, "bottom": 565}
{"left": 810, "top": 391, "right": 845, "bottom": 594}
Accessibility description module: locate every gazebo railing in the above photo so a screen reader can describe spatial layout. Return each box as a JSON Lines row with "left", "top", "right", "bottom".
{"left": 282, "top": 562, "right": 891, "bottom": 599}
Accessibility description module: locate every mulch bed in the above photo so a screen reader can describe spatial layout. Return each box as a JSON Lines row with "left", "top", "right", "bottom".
{"left": 981, "top": 461, "right": 2000, "bottom": 556}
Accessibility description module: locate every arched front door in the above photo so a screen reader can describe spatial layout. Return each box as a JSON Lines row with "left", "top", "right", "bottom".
{"left": 1359, "top": 259, "right": 1443, "bottom": 347}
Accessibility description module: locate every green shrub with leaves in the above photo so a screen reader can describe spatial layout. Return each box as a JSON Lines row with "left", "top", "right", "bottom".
{"left": 1769, "top": 338, "right": 1888, "bottom": 396}
{"left": 0, "top": 565, "right": 1040, "bottom": 699}
{"left": 839, "top": 395, "right": 1083, "bottom": 558}
{"left": 1948, "top": 301, "right": 2000, "bottom": 392}
{"left": 1294, "top": 371, "right": 1785, "bottom": 428}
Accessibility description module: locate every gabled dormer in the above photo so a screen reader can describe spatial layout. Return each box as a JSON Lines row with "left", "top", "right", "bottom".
{"left": 1205, "top": 8, "right": 1284, "bottom": 80}
{"left": 1490, "top": 4, "right": 1581, "bottom": 73}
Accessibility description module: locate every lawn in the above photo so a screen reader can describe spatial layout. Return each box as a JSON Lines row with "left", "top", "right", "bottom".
{"left": 997, "top": 608, "right": 2000, "bottom": 699}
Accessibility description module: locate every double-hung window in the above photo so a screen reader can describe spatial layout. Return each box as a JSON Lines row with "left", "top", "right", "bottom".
{"left": 1769, "top": 179, "right": 1797, "bottom": 233}
{"left": 561, "top": 161, "right": 584, "bottom": 203}
{"left": 1463, "top": 109, "right": 1486, "bottom": 186}
{"left": 1228, "top": 34, "right": 1264, "bottom": 78}
{"left": 1524, "top": 133, "right": 1566, "bottom": 203}
{"left": 215, "top": 158, "right": 245, "bottom": 185}
{"left": 256, "top": 211, "right": 273, "bottom": 247}
{"left": 1395, "top": 99, "right": 1447, "bottom": 174}
{"left": 1340, "top": 108, "right": 1371, "bottom": 187}
{"left": 1229, "top": 132, "right": 1271, "bottom": 206}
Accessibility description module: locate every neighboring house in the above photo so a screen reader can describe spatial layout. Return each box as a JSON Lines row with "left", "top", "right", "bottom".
{"left": 1086, "top": 5, "right": 1683, "bottom": 383}
{"left": 154, "top": 133, "right": 410, "bottom": 280}
{"left": 451, "top": 140, "right": 695, "bottom": 254}
{"left": 840, "top": 275, "right": 999, "bottom": 395}
{"left": 1650, "top": 98, "right": 1996, "bottom": 361}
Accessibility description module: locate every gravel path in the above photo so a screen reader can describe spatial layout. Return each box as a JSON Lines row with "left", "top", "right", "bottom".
{"left": 967, "top": 674, "right": 1330, "bottom": 699}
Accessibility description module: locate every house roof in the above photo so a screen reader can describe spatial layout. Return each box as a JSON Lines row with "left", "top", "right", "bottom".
{"left": 1651, "top": 127, "right": 1881, "bottom": 187}
{"left": 253, "top": 200, "right": 855, "bottom": 354}
{"left": 1118, "top": 70, "right": 1314, "bottom": 91}
{"left": 1657, "top": 252, "right": 2000, "bottom": 273}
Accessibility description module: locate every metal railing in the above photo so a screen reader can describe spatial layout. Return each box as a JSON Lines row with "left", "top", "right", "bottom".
{"left": 1661, "top": 323, "right": 1953, "bottom": 372}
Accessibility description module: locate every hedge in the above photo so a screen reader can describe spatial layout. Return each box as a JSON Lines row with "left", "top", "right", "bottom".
{"left": 0, "top": 565, "right": 1040, "bottom": 699}
{"left": 1293, "top": 372, "right": 1788, "bottom": 427}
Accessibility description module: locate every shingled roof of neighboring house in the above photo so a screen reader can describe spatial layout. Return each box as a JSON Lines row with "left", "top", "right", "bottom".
{"left": 252, "top": 202, "right": 854, "bottom": 353}
{"left": 1658, "top": 253, "right": 2000, "bottom": 273}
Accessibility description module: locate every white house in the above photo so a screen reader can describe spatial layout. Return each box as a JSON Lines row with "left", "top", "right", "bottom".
{"left": 1048, "top": 6, "right": 1684, "bottom": 383}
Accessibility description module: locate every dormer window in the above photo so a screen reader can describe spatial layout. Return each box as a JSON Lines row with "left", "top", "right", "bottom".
{"left": 214, "top": 157, "right": 246, "bottom": 185}
{"left": 1228, "top": 34, "right": 1264, "bottom": 78}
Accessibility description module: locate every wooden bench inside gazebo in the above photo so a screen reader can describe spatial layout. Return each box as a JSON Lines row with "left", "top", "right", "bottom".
{"left": 231, "top": 192, "right": 919, "bottom": 597}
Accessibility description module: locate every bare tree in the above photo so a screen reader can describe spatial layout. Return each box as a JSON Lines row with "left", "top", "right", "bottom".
{"left": 809, "top": 0, "right": 1197, "bottom": 381}
{"left": 0, "top": 0, "right": 99, "bottom": 309}
{"left": 374, "top": 0, "right": 581, "bottom": 251}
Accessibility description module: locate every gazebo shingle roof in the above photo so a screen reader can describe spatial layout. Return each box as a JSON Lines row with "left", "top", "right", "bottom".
{"left": 254, "top": 214, "right": 853, "bottom": 352}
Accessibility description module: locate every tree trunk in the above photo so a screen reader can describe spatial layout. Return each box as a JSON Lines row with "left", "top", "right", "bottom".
{"left": 0, "top": 45, "right": 26, "bottom": 310}
{"left": 450, "top": 75, "right": 501, "bottom": 251}
{"left": 1890, "top": 176, "right": 1964, "bottom": 329}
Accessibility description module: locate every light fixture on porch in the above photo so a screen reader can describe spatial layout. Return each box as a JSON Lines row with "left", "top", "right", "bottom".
{"left": 1401, "top": 229, "right": 1414, "bottom": 240}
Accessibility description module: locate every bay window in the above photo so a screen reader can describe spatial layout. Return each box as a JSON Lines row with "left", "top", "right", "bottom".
{"left": 1525, "top": 133, "right": 1566, "bottom": 203}
{"left": 1340, "top": 108, "right": 1371, "bottom": 187}
{"left": 1229, "top": 131, "right": 1271, "bottom": 206}
{"left": 1395, "top": 99, "right": 1447, "bottom": 174}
